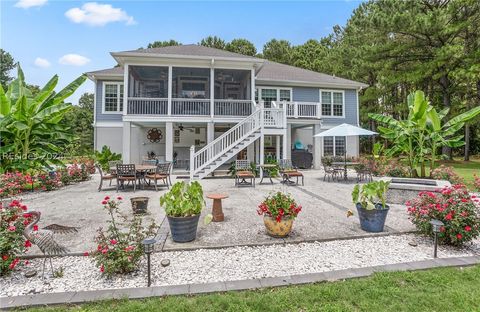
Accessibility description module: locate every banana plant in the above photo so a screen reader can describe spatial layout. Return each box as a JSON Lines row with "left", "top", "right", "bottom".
{"left": 0, "top": 64, "right": 86, "bottom": 172}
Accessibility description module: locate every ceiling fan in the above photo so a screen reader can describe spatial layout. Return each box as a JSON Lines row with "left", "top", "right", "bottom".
{"left": 177, "top": 124, "right": 195, "bottom": 132}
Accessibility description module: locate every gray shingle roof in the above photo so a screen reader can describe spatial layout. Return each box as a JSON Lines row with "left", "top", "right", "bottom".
{"left": 117, "top": 44, "right": 262, "bottom": 61}
{"left": 86, "top": 67, "right": 123, "bottom": 77}
{"left": 256, "top": 61, "right": 368, "bottom": 88}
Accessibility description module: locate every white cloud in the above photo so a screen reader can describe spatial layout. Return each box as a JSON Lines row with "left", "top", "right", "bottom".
{"left": 58, "top": 54, "right": 90, "bottom": 66}
{"left": 65, "top": 2, "right": 136, "bottom": 27}
{"left": 14, "top": 0, "right": 47, "bottom": 9}
{"left": 34, "top": 57, "right": 51, "bottom": 68}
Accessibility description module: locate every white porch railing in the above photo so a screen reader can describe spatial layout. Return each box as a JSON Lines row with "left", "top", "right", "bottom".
{"left": 127, "top": 97, "right": 168, "bottom": 115}
{"left": 263, "top": 108, "right": 285, "bottom": 128}
{"left": 284, "top": 101, "right": 321, "bottom": 119}
{"left": 172, "top": 98, "right": 210, "bottom": 116}
{"left": 190, "top": 109, "right": 262, "bottom": 178}
{"left": 214, "top": 99, "right": 253, "bottom": 116}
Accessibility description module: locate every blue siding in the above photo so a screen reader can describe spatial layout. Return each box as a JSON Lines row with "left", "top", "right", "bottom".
{"left": 95, "top": 80, "right": 123, "bottom": 122}
{"left": 292, "top": 87, "right": 357, "bottom": 126}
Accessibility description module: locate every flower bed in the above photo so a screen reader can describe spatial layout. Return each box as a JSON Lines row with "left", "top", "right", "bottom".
{"left": 407, "top": 185, "right": 480, "bottom": 246}
{"left": 0, "top": 200, "right": 35, "bottom": 276}
{"left": 431, "top": 165, "right": 464, "bottom": 185}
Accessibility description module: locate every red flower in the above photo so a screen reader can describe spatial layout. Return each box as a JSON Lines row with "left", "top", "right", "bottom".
{"left": 101, "top": 200, "right": 108, "bottom": 205}
{"left": 2, "top": 255, "right": 8, "bottom": 261}
{"left": 116, "top": 196, "right": 123, "bottom": 201}
{"left": 83, "top": 252, "right": 89, "bottom": 256}
{"left": 110, "top": 239, "right": 117, "bottom": 245}
{"left": 9, "top": 258, "right": 19, "bottom": 269}
{"left": 104, "top": 196, "right": 110, "bottom": 200}
{"left": 456, "top": 233, "right": 463, "bottom": 240}
{"left": 24, "top": 240, "right": 32, "bottom": 248}
{"left": 275, "top": 215, "right": 282, "bottom": 223}
{"left": 461, "top": 198, "right": 468, "bottom": 203}
{"left": 100, "top": 265, "right": 105, "bottom": 273}
{"left": 33, "top": 225, "right": 38, "bottom": 231}
{"left": 97, "top": 244, "right": 103, "bottom": 251}
{"left": 465, "top": 226, "right": 472, "bottom": 232}
{"left": 101, "top": 248, "right": 108, "bottom": 254}
{"left": 24, "top": 260, "right": 29, "bottom": 265}
{"left": 445, "top": 213, "right": 452, "bottom": 221}
{"left": 20, "top": 205, "right": 27, "bottom": 211}
{"left": 8, "top": 225, "right": 16, "bottom": 232}
{"left": 278, "top": 208, "right": 284, "bottom": 216}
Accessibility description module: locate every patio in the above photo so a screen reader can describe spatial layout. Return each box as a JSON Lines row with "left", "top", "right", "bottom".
{"left": 18, "top": 169, "right": 415, "bottom": 255}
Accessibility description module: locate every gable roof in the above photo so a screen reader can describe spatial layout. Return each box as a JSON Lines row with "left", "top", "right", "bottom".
{"left": 256, "top": 61, "right": 368, "bottom": 89}
{"left": 112, "top": 44, "right": 262, "bottom": 62}
{"left": 86, "top": 67, "right": 123, "bottom": 80}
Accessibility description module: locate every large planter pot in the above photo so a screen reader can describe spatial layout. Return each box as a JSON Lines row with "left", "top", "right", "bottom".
{"left": 167, "top": 214, "right": 200, "bottom": 243}
{"left": 263, "top": 215, "right": 294, "bottom": 238}
{"left": 356, "top": 203, "right": 390, "bottom": 233}
{"left": 131, "top": 197, "right": 149, "bottom": 215}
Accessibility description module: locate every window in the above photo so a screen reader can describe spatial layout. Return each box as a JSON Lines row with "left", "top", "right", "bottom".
{"left": 321, "top": 90, "right": 344, "bottom": 117}
{"left": 172, "top": 67, "right": 210, "bottom": 99}
{"left": 103, "top": 82, "right": 124, "bottom": 113}
{"left": 279, "top": 89, "right": 291, "bottom": 101}
{"left": 323, "top": 136, "right": 346, "bottom": 156}
{"left": 323, "top": 137, "right": 334, "bottom": 156}
{"left": 256, "top": 87, "right": 292, "bottom": 108}
{"left": 335, "top": 136, "right": 346, "bottom": 156}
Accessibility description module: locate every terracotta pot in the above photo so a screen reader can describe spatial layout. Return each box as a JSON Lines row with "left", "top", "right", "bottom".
{"left": 263, "top": 215, "right": 294, "bottom": 238}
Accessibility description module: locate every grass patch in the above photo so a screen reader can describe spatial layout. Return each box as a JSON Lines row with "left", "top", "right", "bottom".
{"left": 22, "top": 265, "right": 480, "bottom": 312}
{"left": 413, "top": 158, "right": 480, "bottom": 188}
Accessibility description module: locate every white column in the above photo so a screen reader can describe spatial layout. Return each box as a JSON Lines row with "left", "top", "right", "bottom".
{"left": 167, "top": 66, "right": 172, "bottom": 116}
{"left": 276, "top": 136, "right": 281, "bottom": 161}
{"left": 282, "top": 134, "right": 287, "bottom": 160}
{"left": 286, "top": 123, "right": 292, "bottom": 159}
{"left": 123, "top": 65, "right": 128, "bottom": 116}
{"left": 165, "top": 122, "right": 173, "bottom": 162}
{"left": 122, "top": 121, "right": 131, "bottom": 163}
{"left": 210, "top": 68, "right": 215, "bottom": 118}
{"left": 259, "top": 135, "right": 265, "bottom": 165}
{"left": 247, "top": 144, "right": 254, "bottom": 161}
{"left": 255, "top": 139, "right": 260, "bottom": 163}
{"left": 207, "top": 122, "right": 215, "bottom": 143}
{"left": 313, "top": 123, "right": 322, "bottom": 169}
{"left": 251, "top": 68, "right": 255, "bottom": 105}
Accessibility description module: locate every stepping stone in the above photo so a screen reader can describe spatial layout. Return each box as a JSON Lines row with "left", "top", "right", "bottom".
{"left": 25, "top": 269, "right": 37, "bottom": 278}
{"left": 161, "top": 259, "right": 170, "bottom": 267}
{"left": 408, "top": 241, "right": 418, "bottom": 247}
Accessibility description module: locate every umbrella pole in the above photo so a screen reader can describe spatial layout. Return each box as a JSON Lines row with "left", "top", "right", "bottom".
{"left": 344, "top": 147, "right": 347, "bottom": 180}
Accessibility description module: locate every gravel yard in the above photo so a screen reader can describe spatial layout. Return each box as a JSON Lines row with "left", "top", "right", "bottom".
{"left": 1, "top": 234, "right": 479, "bottom": 297}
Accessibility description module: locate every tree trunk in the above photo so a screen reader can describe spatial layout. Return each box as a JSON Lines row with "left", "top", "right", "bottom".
{"left": 440, "top": 74, "right": 452, "bottom": 159}
{"left": 464, "top": 123, "right": 470, "bottom": 161}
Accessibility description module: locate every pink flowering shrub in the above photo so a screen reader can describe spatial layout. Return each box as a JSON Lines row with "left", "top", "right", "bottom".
{"left": 36, "top": 172, "right": 62, "bottom": 191}
{"left": 357, "top": 158, "right": 409, "bottom": 177}
{"left": 0, "top": 172, "right": 33, "bottom": 198}
{"left": 0, "top": 200, "right": 34, "bottom": 275}
{"left": 88, "top": 196, "right": 157, "bottom": 276}
{"left": 474, "top": 174, "right": 480, "bottom": 192}
{"left": 431, "top": 165, "right": 464, "bottom": 185}
{"left": 407, "top": 185, "right": 480, "bottom": 246}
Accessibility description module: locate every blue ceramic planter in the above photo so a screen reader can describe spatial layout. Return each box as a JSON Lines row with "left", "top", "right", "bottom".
{"left": 167, "top": 214, "right": 200, "bottom": 243}
{"left": 356, "top": 203, "right": 390, "bottom": 233}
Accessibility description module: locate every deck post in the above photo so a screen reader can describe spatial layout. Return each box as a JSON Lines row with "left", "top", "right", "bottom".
{"left": 168, "top": 66, "right": 172, "bottom": 116}
{"left": 210, "top": 67, "right": 214, "bottom": 118}
{"left": 165, "top": 122, "right": 173, "bottom": 162}
{"left": 189, "top": 145, "right": 195, "bottom": 181}
{"left": 123, "top": 65, "right": 128, "bottom": 116}
{"left": 313, "top": 123, "right": 322, "bottom": 169}
{"left": 276, "top": 136, "right": 281, "bottom": 161}
{"left": 122, "top": 121, "right": 131, "bottom": 163}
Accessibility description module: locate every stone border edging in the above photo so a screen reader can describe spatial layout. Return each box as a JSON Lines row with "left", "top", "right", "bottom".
{"left": 2, "top": 255, "right": 479, "bottom": 310}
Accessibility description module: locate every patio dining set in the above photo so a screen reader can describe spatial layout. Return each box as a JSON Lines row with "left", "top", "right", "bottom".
{"left": 234, "top": 159, "right": 305, "bottom": 187}
{"left": 322, "top": 160, "right": 373, "bottom": 182}
{"left": 96, "top": 160, "right": 173, "bottom": 192}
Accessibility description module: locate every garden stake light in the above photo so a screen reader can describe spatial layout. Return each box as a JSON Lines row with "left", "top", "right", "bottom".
{"left": 142, "top": 238, "right": 156, "bottom": 287}
{"left": 430, "top": 219, "right": 444, "bottom": 258}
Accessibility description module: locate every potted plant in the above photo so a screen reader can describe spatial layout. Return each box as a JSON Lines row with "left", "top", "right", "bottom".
{"left": 159, "top": 181, "right": 205, "bottom": 243}
{"left": 257, "top": 192, "right": 302, "bottom": 238}
{"left": 351, "top": 180, "right": 390, "bottom": 232}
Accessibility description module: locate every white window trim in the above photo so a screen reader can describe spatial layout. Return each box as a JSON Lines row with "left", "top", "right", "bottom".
{"left": 255, "top": 86, "right": 293, "bottom": 103}
{"left": 102, "top": 81, "right": 124, "bottom": 114}
{"left": 322, "top": 136, "right": 346, "bottom": 157}
{"left": 319, "top": 89, "right": 345, "bottom": 118}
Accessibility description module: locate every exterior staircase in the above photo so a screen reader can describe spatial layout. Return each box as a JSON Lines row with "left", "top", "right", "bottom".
{"left": 190, "top": 104, "right": 286, "bottom": 180}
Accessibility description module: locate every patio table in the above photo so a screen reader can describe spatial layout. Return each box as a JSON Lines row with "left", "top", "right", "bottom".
{"left": 110, "top": 165, "right": 157, "bottom": 189}
{"left": 331, "top": 162, "right": 360, "bottom": 181}
{"left": 257, "top": 164, "right": 278, "bottom": 184}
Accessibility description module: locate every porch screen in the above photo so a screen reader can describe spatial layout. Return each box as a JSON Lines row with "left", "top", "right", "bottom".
{"left": 128, "top": 66, "right": 168, "bottom": 98}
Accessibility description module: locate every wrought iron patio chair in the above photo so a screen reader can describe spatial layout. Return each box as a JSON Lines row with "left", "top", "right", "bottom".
{"left": 279, "top": 159, "right": 304, "bottom": 186}
{"left": 116, "top": 164, "right": 138, "bottom": 192}
{"left": 235, "top": 160, "right": 255, "bottom": 187}
{"left": 145, "top": 162, "right": 172, "bottom": 191}
{"left": 95, "top": 164, "right": 116, "bottom": 191}
{"left": 323, "top": 164, "right": 339, "bottom": 182}
{"left": 108, "top": 160, "right": 122, "bottom": 174}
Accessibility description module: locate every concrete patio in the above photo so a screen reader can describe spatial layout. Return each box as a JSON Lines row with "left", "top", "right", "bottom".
{"left": 15, "top": 170, "right": 415, "bottom": 255}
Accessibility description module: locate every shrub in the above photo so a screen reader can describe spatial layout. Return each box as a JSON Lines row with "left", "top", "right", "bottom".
{"left": 160, "top": 181, "right": 205, "bottom": 217}
{"left": 407, "top": 185, "right": 480, "bottom": 246}
{"left": 0, "top": 172, "right": 30, "bottom": 198}
{"left": 431, "top": 165, "right": 464, "bottom": 185}
{"left": 36, "top": 172, "right": 62, "bottom": 191}
{"left": 257, "top": 192, "right": 302, "bottom": 222}
{"left": 89, "top": 196, "right": 157, "bottom": 276}
{"left": 94, "top": 146, "right": 122, "bottom": 172}
{"left": 381, "top": 159, "right": 410, "bottom": 177}
{"left": 473, "top": 174, "right": 480, "bottom": 192}
{"left": 0, "top": 200, "right": 33, "bottom": 276}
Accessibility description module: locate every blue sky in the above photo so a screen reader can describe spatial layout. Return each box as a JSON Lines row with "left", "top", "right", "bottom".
{"left": 2, "top": 0, "right": 361, "bottom": 104}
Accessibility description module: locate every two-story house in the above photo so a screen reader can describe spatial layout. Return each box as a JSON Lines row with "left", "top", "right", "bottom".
{"left": 87, "top": 45, "right": 367, "bottom": 179}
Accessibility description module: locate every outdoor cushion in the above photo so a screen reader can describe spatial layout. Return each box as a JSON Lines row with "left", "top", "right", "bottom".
{"left": 285, "top": 172, "right": 303, "bottom": 177}
{"left": 146, "top": 174, "right": 168, "bottom": 179}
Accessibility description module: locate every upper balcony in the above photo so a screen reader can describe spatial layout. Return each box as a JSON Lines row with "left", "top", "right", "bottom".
{"left": 126, "top": 66, "right": 255, "bottom": 118}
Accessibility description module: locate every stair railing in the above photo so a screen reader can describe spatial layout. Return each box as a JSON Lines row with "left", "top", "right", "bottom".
{"left": 190, "top": 106, "right": 262, "bottom": 180}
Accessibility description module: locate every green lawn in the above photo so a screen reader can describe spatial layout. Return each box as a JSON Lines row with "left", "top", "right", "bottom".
{"left": 24, "top": 265, "right": 480, "bottom": 312}
{"left": 414, "top": 158, "right": 480, "bottom": 188}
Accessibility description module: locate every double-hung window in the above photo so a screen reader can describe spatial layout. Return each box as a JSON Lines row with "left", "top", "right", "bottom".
{"left": 323, "top": 136, "right": 346, "bottom": 157}
{"left": 103, "top": 82, "right": 124, "bottom": 113}
{"left": 320, "top": 90, "right": 344, "bottom": 117}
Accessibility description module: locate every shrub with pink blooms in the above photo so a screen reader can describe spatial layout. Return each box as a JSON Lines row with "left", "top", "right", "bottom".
{"left": 474, "top": 174, "right": 480, "bottom": 192}
{"left": 0, "top": 200, "right": 34, "bottom": 276}
{"left": 407, "top": 185, "right": 480, "bottom": 246}
{"left": 431, "top": 165, "right": 464, "bottom": 185}
{"left": 88, "top": 197, "right": 157, "bottom": 276}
